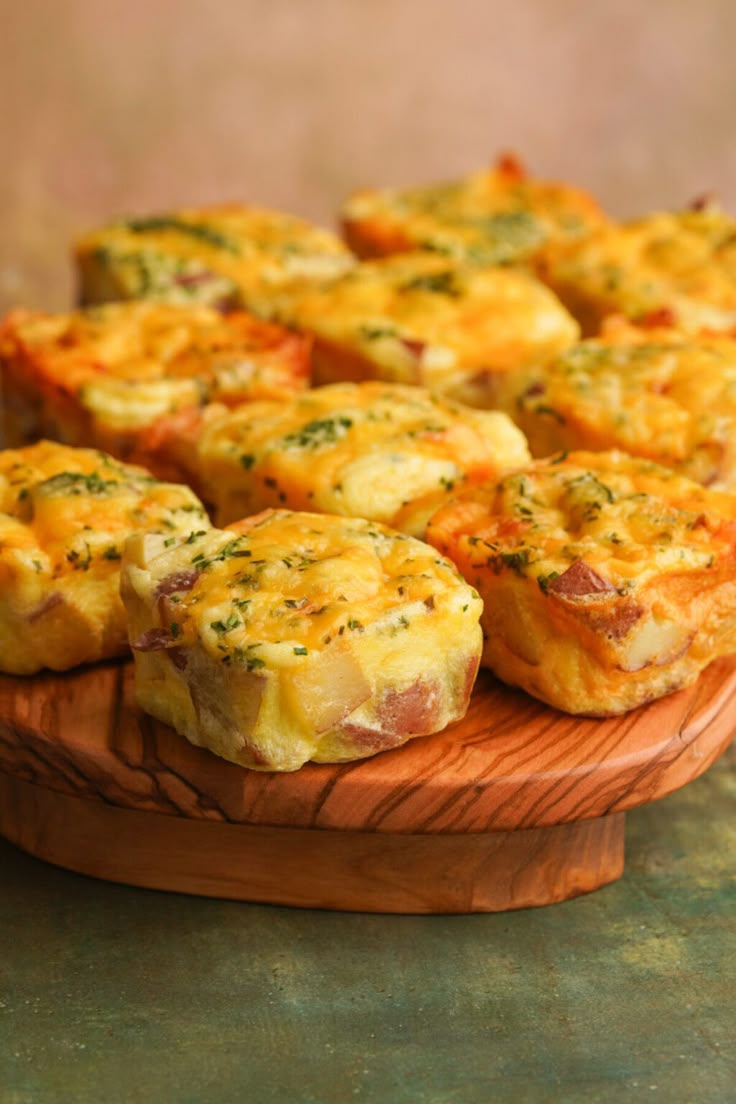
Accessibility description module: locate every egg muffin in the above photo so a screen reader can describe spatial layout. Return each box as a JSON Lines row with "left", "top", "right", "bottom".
{"left": 541, "top": 203, "right": 736, "bottom": 335}
{"left": 276, "top": 251, "right": 580, "bottom": 407}
{"left": 121, "top": 509, "right": 483, "bottom": 771}
{"left": 426, "top": 450, "right": 736, "bottom": 716}
{"left": 0, "top": 301, "right": 311, "bottom": 457}
{"left": 0, "top": 440, "right": 209, "bottom": 674}
{"left": 496, "top": 326, "right": 736, "bottom": 489}
{"left": 136, "top": 381, "right": 531, "bottom": 534}
{"left": 75, "top": 203, "right": 355, "bottom": 317}
{"left": 341, "top": 153, "right": 609, "bottom": 265}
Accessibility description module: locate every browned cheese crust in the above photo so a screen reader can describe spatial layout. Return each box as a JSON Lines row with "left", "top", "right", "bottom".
{"left": 74, "top": 204, "right": 355, "bottom": 317}
{"left": 276, "top": 251, "right": 579, "bottom": 407}
{"left": 0, "top": 301, "right": 311, "bottom": 462}
{"left": 494, "top": 322, "right": 736, "bottom": 490}
{"left": 426, "top": 450, "right": 736, "bottom": 716}
{"left": 134, "top": 382, "right": 530, "bottom": 533}
{"left": 541, "top": 205, "right": 736, "bottom": 335}
{"left": 121, "top": 510, "right": 483, "bottom": 770}
{"left": 0, "top": 440, "right": 209, "bottom": 674}
{"left": 341, "top": 153, "right": 608, "bottom": 266}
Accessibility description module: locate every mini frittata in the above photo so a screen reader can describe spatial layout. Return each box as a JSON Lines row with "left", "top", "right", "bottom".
{"left": 276, "top": 251, "right": 580, "bottom": 407}
{"left": 0, "top": 301, "right": 311, "bottom": 458}
{"left": 137, "top": 382, "right": 531, "bottom": 533}
{"left": 541, "top": 203, "right": 736, "bottom": 335}
{"left": 0, "top": 440, "right": 209, "bottom": 674}
{"left": 341, "top": 154, "right": 609, "bottom": 265}
{"left": 426, "top": 450, "right": 736, "bottom": 716}
{"left": 75, "top": 203, "right": 355, "bottom": 317}
{"left": 121, "top": 509, "right": 483, "bottom": 771}
{"left": 496, "top": 325, "right": 736, "bottom": 489}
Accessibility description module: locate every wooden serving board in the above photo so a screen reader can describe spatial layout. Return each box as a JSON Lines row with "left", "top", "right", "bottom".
{"left": 1, "top": 658, "right": 735, "bottom": 913}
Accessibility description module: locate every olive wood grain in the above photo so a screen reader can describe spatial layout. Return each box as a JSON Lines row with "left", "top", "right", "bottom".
{"left": 0, "top": 772, "right": 625, "bottom": 913}
{"left": 0, "top": 658, "right": 734, "bottom": 911}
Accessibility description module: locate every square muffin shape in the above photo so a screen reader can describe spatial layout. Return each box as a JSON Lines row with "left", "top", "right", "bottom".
{"left": 121, "top": 509, "right": 483, "bottom": 770}
{"left": 426, "top": 450, "right": 736, "bottom": 716}
{"left": 0, "top": 301, "right": 311, "bottom": 458}
{"left": 495, "top": 324, "right": 736, "bottom": 490}
{"left": 0, "top": 440, "right": 209, "bottom": 674}
{"left": 341, "top": 154, "right": 608, "bottom": 265}
{"left": 541, "top": 205, "right": 736, "bottom": 335}
{"left": 138, "top": 381, "right": 530, "bottom": 533}
{"left": 276, "top": 251, "right": 580, "bottom": 407}
{"left": 74, "top": 203, "right": 355, "bottom": 316}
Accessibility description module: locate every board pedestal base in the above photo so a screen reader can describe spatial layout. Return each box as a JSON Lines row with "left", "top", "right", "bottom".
{"left": 0, "top": 771, "right": 624, "bottom": 913}
{"left": 2, "top": 658, "right": 735, "bottom": 913}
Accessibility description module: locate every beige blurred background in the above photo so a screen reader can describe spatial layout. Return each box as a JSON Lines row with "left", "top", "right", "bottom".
{"left": 2, "top": 0, "right": 735, "bottom": 313}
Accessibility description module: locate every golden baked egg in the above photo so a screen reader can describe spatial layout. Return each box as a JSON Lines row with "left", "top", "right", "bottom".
{"left": 427, "top": 450, "right": 736, "bottom": 716}
{"left": 121, "top": 509, "right": 483, "bottom": 771}
{"left": 0, "top": 440, "right": 209, "bottom": 674}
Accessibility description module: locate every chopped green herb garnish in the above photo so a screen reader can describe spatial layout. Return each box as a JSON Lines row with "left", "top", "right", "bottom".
{"left": 282, "top": 416, "right": 354, "bottom": 450}
{"left": 401, "top": 270, "right": 459, "bottom": 296}
{"left": 359, "top": 324, "right": 398, "bottom": 340}
{"left": 42, "top": 471, "right": 120, "bottom": 497}
{"left": 488, "top": 548, "right": 533, "bottom": 575}
{"left": 537, "top": 571, "right": 560, "bottom": 594}
{"left": 124, "top": 215, "right": 241, "bottom": 255}
{"left": 210, "top": 613, "right": 241, "bottom": 634}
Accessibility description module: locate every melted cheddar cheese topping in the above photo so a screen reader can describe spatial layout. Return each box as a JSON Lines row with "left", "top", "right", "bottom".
{"left": 341, "top": 156, "right": 608, "bottom": 265}
{"left": 543, "top": 206, "right": 736, "bottom": 334}
{"left": 0, "top": 301, "right": 310, "bottom": 452}
{"left": 278, "top": 252, "right": 579, "bottom": 401}
{"left": 430, "top": 450, "right": 736, "bottom": 589}
{"left": 75, "top": 204, "right": 355, "bottom": 316}
{"left": 427, "top": 450, "right": 736, "bottom": 715}
{"left": 130, "top": 511, "right": 479, "bottom": 660}
{"left": 0, "top": 440, "right": 209, "bottom": 674}
{"left": 498, "top": 330, "right": 736, "bottom": 489}
{"left": 190, "top": 381, "right": 530, "bottom": 530}
{"left": 122, "top": 510, "right": 483, "bottom": 769}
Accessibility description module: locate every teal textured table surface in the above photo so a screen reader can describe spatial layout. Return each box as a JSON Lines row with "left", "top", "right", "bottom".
{"left": 1, "top": 744, "right": 735, "bottom": 1104}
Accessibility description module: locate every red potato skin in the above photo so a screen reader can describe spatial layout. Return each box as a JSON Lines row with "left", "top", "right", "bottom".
{"left": 131, "top": 627, "right": 177, "bottom": 651}
{"left": 565, "top": 598, "right": 645, "bottom": 643}
{"left": 338, "top": 652, "right": 480, "bottom": 753}
{"left": 547, "top": 560, "right": 616, "bottom": 598}
{"left": 339, "top": 679, "right": 441, "bottom": 752}
{"left": 377, "top": 680, "right": 441, "bottom": 737}
{"left": 154, "top": 569, "right": 201, "bottom": 599}
{"left": 546, "top": 562, "right": 644, "bottom": 641}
